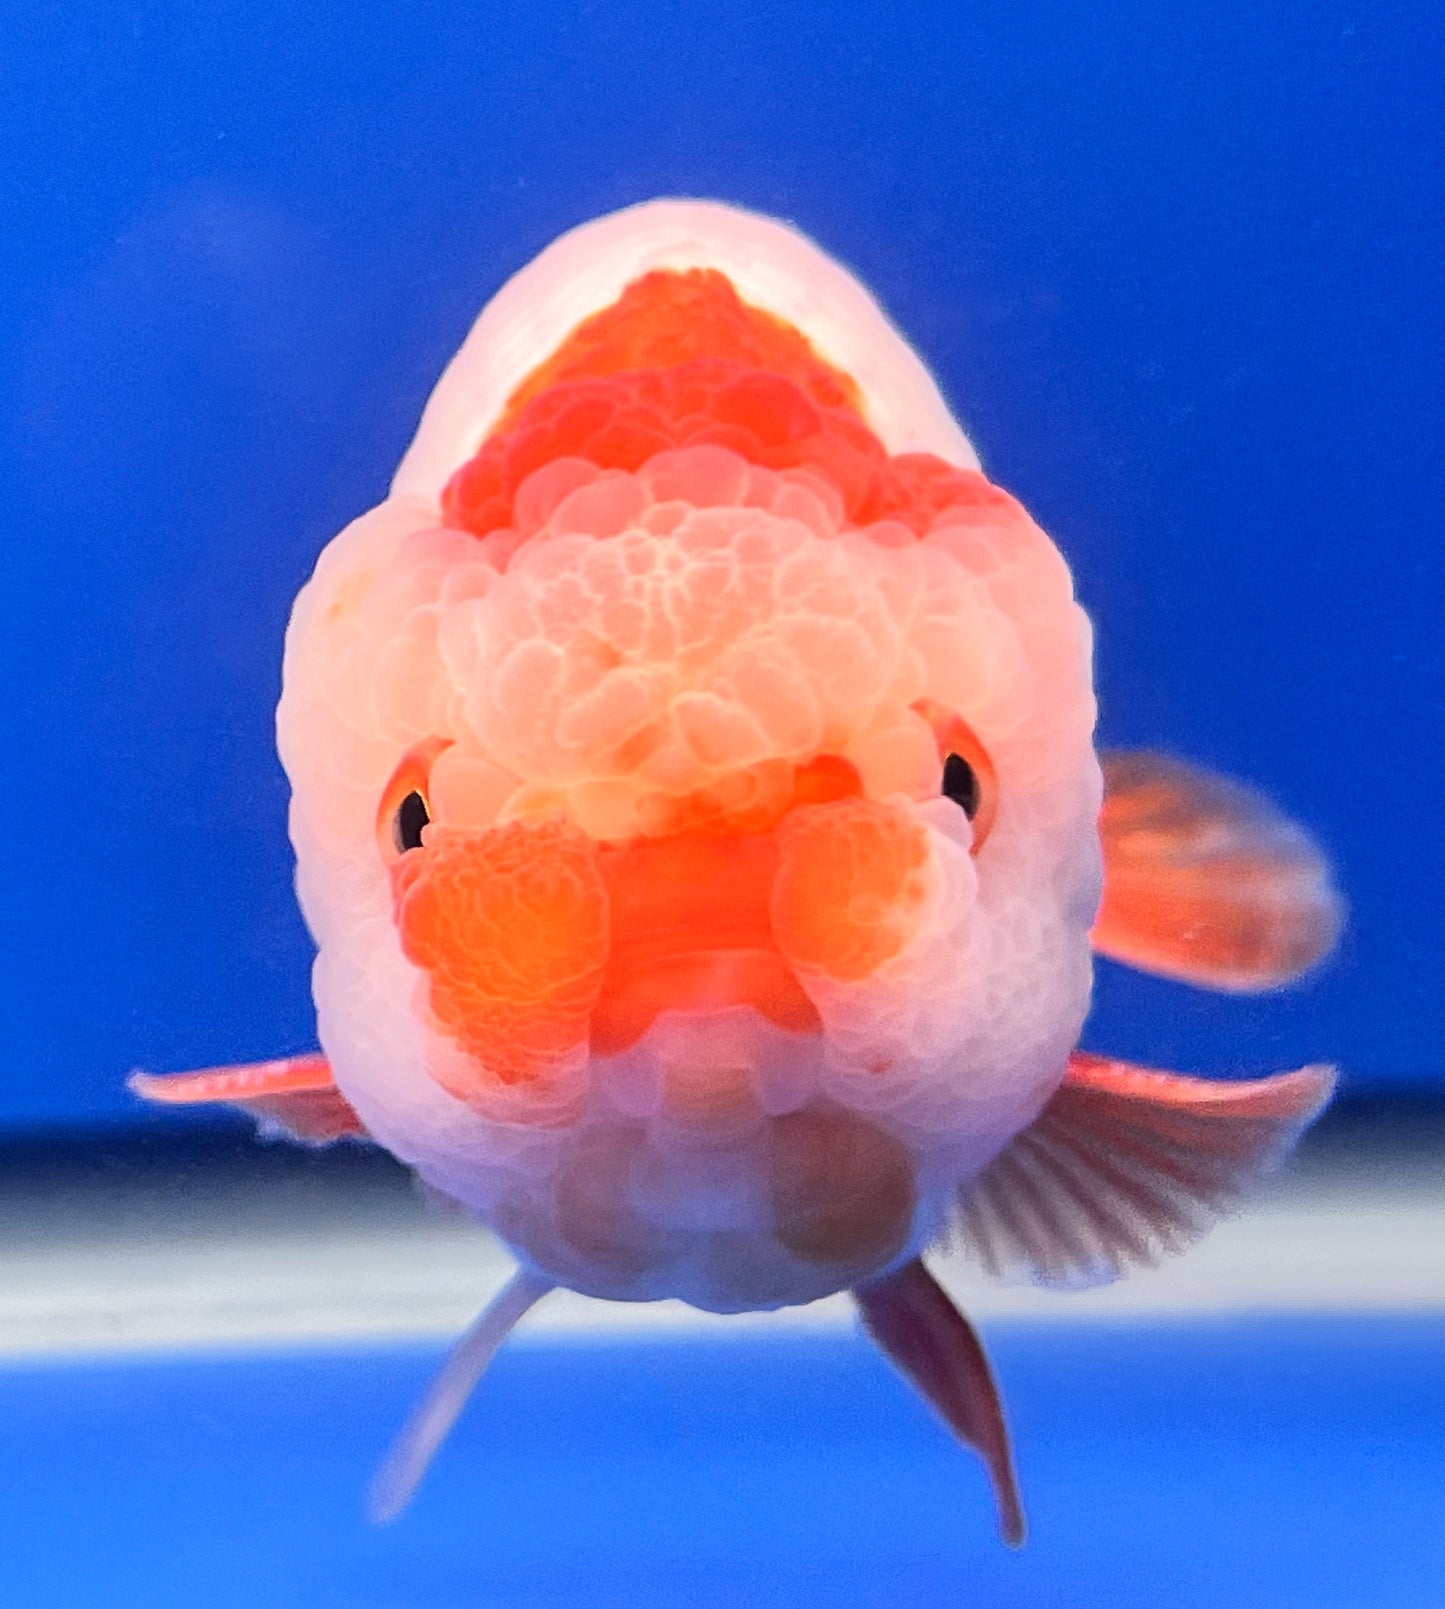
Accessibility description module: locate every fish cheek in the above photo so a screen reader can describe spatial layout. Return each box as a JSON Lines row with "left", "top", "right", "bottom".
{"left": 391, "top": 820, "right": 610, "bottom": 1104}
{"left": 770, "top": 797, "right": 934, "bottom": 982}
{"left": 768, "top": 1106, "right": 916, "bottom": 1270}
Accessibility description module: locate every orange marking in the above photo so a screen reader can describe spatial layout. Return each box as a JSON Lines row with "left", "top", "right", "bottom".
{"left": 789, "top": 752, "right": 866, "bottom": 809}
{"left": 501, "top": 267, "right": 864, "bottom": 420}
{"left": 771, "top": 797, "right": 932, "bottom": 982}
{"left": 642, "top": 752, "right": 863, "bottom": 839}
{"left": 442, "top": 358, "right": 889, "bottom": 539}
{"left": 884, "top": 452, "right": 1024, "bottom": 534}
{"left": 441, "top": 269, "right": 1023, "bottom": 554}
{"left": 393, "top": 821, "right": 609, "bottom": 1091}
{"left": 591, "top": 831, "right": 819, "bottom": 1055}
{"left": 586, "top": 756, "right": 861, "bottom": 1051}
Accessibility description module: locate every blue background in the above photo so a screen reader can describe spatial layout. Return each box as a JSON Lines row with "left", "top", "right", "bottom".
{"left": 2, "top": 1322, "right": 1441, "bottom": 1607}
{"left": 3, "top": 0, "right": 1440, "bottom": 1129}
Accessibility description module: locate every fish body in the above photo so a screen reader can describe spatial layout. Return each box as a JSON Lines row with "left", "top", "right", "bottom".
{"left": 135, "top": 201, "right": 1343, "bottom": 1539}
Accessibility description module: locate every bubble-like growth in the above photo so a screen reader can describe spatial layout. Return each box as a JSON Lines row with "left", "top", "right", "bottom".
{"left": 442, "top": 444, "right": 945, "bottom": 842}
{"left": 500, "top": 265, "right": 865, "bottom": 420}
{"left": 771, "top": 797, "right": 935, "bottom": 982}
{"left": 277, "top": 205, "right": 1104, "bottom": 1315}
{"left": 443, "top": 355, "right": 1020, "bottom": 548}
{"left": 393, "top": 819, "right": 609, "bottom": 1099}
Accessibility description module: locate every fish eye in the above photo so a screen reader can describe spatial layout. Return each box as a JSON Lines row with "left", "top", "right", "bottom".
{"left": 376, "top": 737, "right": 453, "bottom": 866}
{"left": 394, "top": 790, "right": 430, "bottom": 855}
{"left": 942, "top": 753, "right": 981, "bottom": 818}
{"left": 940, "top": 736, "right": 998, "bottom": 851}
{"left": 914, "top": 701, "right": 998, "bottom": 853}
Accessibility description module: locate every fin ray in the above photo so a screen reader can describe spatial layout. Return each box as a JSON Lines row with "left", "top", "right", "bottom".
{"left": 956, "top": 1053, "right": 1335, "bottom": 1288}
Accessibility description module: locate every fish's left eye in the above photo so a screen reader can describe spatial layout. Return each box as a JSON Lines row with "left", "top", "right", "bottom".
{"left": 940, "top": 743, "right": 997, "bottom": 851}
{"left": 915, "top": 702, "right": 998, "bottom": 853}
{"left": 376, "top": 737, "right": 453, "bottom": 866}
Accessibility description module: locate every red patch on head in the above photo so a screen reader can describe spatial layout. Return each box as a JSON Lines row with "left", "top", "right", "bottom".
{"left": 500, "top": 267, "right": 863, "bottom": 418}
{"left": 441, "top": 268, "right": 1019, "bottom": 557}
{"left": 441, "top": 357, "right": 891, "bottom": 538}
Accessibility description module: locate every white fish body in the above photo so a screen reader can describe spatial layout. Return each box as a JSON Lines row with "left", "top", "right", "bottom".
{"left": 135, "top": 200, "right": 1342, "bottom": 1542}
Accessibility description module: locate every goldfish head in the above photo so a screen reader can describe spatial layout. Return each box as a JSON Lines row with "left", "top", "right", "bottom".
{"left": 278, "top": 202, "right": 1101, "bottom": 1311}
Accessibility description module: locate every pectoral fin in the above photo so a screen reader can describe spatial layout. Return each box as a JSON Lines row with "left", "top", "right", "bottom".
{"left": 957, "top": 1052, "right": 1336, "bottom": 1288}
{"left": 1094, "top": 749, "right": 1344, "bottom": 990}
{"left": 128, "top": 1054, "right": 368, "bottom": 1144}
{"left": 854, "top": 1259, "right": 1025, "bottom": 1547}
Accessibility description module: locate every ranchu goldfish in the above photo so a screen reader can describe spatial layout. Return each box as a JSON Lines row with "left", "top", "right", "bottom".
{"left": 135, "top": 200, "right": 1343, "bottom": 1542}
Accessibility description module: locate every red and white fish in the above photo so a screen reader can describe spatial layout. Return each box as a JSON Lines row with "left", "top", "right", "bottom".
{"left": 134, "top": 200, "right": 1343, "bottom": 1542}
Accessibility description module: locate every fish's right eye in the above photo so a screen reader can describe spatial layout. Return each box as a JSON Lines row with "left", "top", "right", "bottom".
{"left": 376, "top": 738, "right": 453, "bottom": 866}
{"left": 942, "top": 752, "right": 981, "bottom": 819}
{"left": 394, "top": 790, "right": 430, "bottom": 855}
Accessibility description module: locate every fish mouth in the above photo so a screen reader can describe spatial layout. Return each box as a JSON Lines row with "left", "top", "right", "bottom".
{"left": 590, "top": 829, "right": 820, "bottom": 1054}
